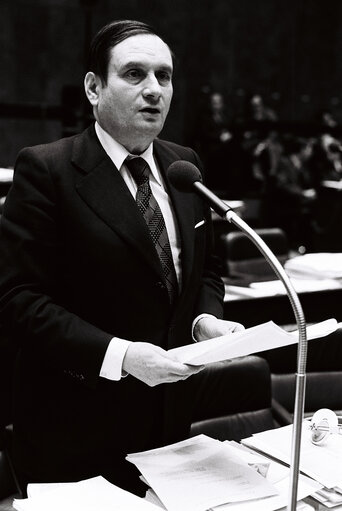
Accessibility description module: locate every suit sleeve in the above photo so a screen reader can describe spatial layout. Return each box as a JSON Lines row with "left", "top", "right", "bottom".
{"left": 0, "top": 148, "right": 112, "bottom": 388}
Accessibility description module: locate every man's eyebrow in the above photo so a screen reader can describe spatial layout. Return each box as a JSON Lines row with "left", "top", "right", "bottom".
{"left": 119, "top": 61, "right": 173, "bottom": 73}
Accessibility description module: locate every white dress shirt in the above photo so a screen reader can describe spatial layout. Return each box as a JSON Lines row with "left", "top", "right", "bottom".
{"left": 95, "top": 122, "right": 183, "bottom": 380}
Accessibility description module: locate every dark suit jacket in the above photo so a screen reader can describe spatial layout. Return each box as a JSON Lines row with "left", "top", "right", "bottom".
{"left": 0, "top": 124, "right": 224, "bottom": 489}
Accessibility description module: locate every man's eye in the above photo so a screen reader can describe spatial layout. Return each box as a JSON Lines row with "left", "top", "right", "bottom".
{"left": 157, "top": 72, "right": 171, "bottom": 85}
{"left": 125, "top": 69, "right": 143, "bottom": 81}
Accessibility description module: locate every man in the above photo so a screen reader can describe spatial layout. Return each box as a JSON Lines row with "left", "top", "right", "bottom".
{"left": 0, "top": 20, "right": 243, "bottom": 495}
{"left": 266, "top": 136, "right": 317, "bottom": 251}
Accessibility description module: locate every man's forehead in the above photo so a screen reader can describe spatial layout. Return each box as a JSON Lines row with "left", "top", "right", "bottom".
{"left": 109, "top": 34, "right": 173, "bottom": 68}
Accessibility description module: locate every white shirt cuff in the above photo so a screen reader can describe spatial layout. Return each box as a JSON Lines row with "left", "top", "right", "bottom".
{"left": 100, "top": 337, "right": 131, "bottom": 381}
{"left": 192, "top": 314, "right": 217, "bottom": 342}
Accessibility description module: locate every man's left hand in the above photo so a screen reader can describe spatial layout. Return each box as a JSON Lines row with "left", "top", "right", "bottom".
{"left": 194, "top": 316, "right": 245, "bottom": 342}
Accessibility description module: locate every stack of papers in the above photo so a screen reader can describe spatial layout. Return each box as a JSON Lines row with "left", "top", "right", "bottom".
{"left": 11, "top": 438, "right": 323, "bottom": 511}
{"left": 168, "top": 319, "right": 338, "bottom": 366}
{"left": 127, "top": 434, "right": 278, "bottom": 511}
{"left": 242, "top": 422, "right": 342, "bottom": 489}
{"left": 13, "top": 476, "right": 160, "bottom": 511}
{"left": 285, "top": 253, "right": 342, "bottom": 280}
{"left": 211, "top": 442, "right": 321, "bottom": 511}
{"left": 127, "top": 435, "right": 321, "bottom": 511}
{"left": 310, "top": 486, "right": 342, "bottom": 508}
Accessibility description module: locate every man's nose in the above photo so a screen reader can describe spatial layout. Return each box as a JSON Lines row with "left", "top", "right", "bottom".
{"left": 142, "top": 74, "right": 161, "bottom": 99}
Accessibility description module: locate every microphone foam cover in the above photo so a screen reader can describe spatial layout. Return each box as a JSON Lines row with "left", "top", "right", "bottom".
{"left": 167, "top": 160, "right": 202, "bottom": 192}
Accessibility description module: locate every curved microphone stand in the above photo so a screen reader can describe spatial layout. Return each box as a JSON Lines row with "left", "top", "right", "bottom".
{"left": 167, "top": 161, "right": 307, "bottom": 511}
{"left": 225, "top": 209, "right": 307, "bottom": 511}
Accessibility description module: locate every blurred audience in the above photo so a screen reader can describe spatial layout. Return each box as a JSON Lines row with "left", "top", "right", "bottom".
{"left": 310, "top": 110, "right": 342, "bottom": 185}
{"left": 246, "top": 94, "right": 278, "bottom": 123}
{"left": 194, "top": 91, "right": 247, "bottom": 196}
{"left": 311, "top": 135, "right": 342, "bottom": 184}
{"left": 261, "top": 136, "right": 318, "bottom": 251}
{"left": 190, "top": 90, "right": 342, "bottom": 252}
{"left": 237, "top": 94, "right": 280, "bottom": 196}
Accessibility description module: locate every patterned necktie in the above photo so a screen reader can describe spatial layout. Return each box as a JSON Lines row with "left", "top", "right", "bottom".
{"left": 125, "top": 156, "right": 178, "bottom": 304}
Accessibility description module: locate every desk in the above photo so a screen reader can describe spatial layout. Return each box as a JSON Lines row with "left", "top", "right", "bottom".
{"left": 224, "top": 281, "right": 342, "bottom": 328}
{"left": 0, "top": 168, "right": 13, "bottom": 200}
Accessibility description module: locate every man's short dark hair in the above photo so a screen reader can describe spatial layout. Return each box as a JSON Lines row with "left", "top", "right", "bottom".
{"left": 88, "top": 19, "right": 171, "bottom": 85}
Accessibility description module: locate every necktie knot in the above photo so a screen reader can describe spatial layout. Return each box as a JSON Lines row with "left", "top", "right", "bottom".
{"left": 125, "top": 157, "right": 149, "bottom": 187}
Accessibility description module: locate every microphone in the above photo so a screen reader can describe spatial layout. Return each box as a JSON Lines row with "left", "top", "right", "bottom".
{"left": 168, "top": 160, "right": 231, "bottom": 217}
{"left": 168, "top": 160, "right": 308, "bottom": 511}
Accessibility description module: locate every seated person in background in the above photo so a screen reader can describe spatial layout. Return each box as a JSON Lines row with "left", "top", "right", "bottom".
{"left": 0, "top": 19, "right": 244, "bottom": 496}
{"left": 264, "top": 136, "right": 317, "bottom": 252}
{"left": 310, "top": 109, "right": 342, "bottom": 185}
{"left": 250, "top": 129, "right": 283, "bottom": 195}
{"left": 310, "top": 133, "right": 342, "bottom": 184}
{"left": 248, "top": 94, "right": 278, "bottom": 123}
{"left": 240, "top": 94, "right": 279, "bottom": 197}
{"left": 194, "top": 91, "right": 243, "bottom": 195}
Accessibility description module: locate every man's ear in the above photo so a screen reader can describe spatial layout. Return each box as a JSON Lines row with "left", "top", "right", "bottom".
{"left": 84, "top": 72, "right": 101, "bottom": 105}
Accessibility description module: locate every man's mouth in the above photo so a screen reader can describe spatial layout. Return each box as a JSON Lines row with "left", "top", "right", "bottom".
{"left": 140, "top": 107, "right": 161, "bottom": 114}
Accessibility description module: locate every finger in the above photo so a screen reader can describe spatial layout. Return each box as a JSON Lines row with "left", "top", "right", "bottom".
{"left": 169, "top": 364, "right": 205, "bottom": 377}
{"left": 185, "top": 364, "right": 205, "bottom": 373}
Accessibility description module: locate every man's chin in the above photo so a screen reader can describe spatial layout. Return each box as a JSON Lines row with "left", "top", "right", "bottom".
{"left": 136, "top": 119, "right": 164, "bottom": 136}
{"left": 141, "top": 116, "right": 163, "bottom": 126}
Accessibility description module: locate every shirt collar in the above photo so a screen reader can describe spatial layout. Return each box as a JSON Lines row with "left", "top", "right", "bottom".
{"left": 95, "top": 122, "right": 162, "bottom": 185}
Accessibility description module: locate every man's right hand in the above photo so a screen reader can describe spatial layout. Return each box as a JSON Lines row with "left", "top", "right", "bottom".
{"left": 122, "top": 342, "right": 204, "bottom": 387}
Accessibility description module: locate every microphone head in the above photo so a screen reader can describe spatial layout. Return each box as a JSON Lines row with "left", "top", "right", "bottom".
{"left": 167, "top": 160, "right": 202, "bottom": 192}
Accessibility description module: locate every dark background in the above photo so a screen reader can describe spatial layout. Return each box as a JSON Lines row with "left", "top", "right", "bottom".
{"left": 1, "top": 0, "right": 342, "bottom": 166}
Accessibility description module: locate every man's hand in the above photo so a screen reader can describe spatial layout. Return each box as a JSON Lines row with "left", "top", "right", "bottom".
{"left": 194, "top": 316, "right": 245, "bottom": 342}
{"left": 122, "top": 342, "right": 204, "bottom": 387}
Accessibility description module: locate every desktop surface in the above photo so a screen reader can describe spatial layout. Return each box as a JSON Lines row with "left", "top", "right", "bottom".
{"left": 223, "top": 276, "right": 342, "bottom": 328}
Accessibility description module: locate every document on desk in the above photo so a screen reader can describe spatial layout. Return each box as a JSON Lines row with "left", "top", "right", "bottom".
{"left": 250, "top": 277, "right": 342, "bottom": 294}
{"left": 285, "top": 252, "right": 342, "bottom": 279}
{"left": 168, "top": 319, "right": 338, "bottom": 366}
{"left": 242, "top": 422, "right": 342, "bottom": 489}
{"left": 210, "top": 442, "right": 322, "bottom": 511}
{"left": 13, "top": 476, "right": 160, "bottom": 511}
{"left": 225, "top": 277, "right": 342, "bottom": 300}
{"left": 126, "top": 434, "right": 278, "bottom": 511}
{"left": 143, "top": 442, "right": 322, "bottom": 511}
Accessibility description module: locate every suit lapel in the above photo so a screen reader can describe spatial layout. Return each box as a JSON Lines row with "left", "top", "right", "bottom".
{"left": 72, "top": 126, "right": 164, "bottom": 280}
{"left": 72, "top": 127, "right": 197, "bottom": 295}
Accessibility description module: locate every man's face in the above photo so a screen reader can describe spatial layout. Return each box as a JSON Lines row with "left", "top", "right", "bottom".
{"left": 91, "top": 34, "right": 173, "bottom": 153}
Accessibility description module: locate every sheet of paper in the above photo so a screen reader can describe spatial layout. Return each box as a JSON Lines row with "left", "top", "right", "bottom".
{"left": 222, "top": 442, "right": 284, "bottom": 483}
{"left": 145, "top": 489, "right": 167, "bottom": 510}
{"left": 211, "top": 474, "right": 321, "bottom": 511}
{"left": 0, "top": 168, "right": 14, "bottom": 182}
{"left": 311, "top": 486, "right": 342, "bottom": 508}
{"left": 13, "top": 476, "right": 160, "bottom": 511}
{"left": 242, "top": 422, "right": 342, "bottom": 489}
{"left": 285, "top": 253, "right": 342, "bottom": 279}
{"left": 211, "top": 441, "right": 321, "bottom": 511}
{"left": 225, "top": 284, "right": 268, "bottom": 299}
{"left": 168, "top": 319, "right": 337, "bottom": 366}
{"left": 27, "top": 482, "right": 73, "bottom": 498}
{"left": 143, "top": 440, "right": 321, "bottom": 511}
{"left": 250, "top": 278, "right": 342, "bottom": 294}
{"left": 321, "top": 180, "right": 342, "bottom": 190}
{"left": 127, "top": 434, "right": 278, "bottom": 511}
